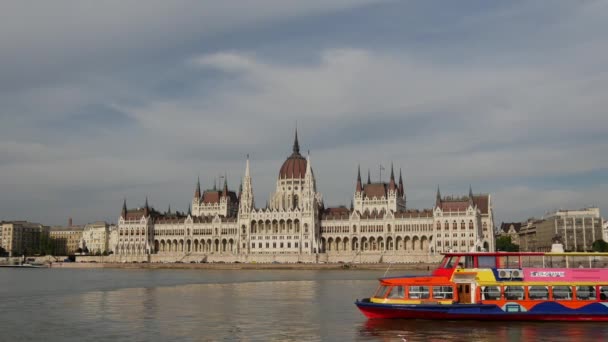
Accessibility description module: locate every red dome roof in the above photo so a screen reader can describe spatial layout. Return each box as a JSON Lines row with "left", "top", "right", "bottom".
{"left": 279, "top": 153, "right": 307, "bottom": 179}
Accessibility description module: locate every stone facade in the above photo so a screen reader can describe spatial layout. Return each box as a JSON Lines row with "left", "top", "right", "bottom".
{"left": 518, "top": 208, "right": 604, "bottom": 252}
{"left": 499, "top": 222, "right": 522, "bottom": 245}
{"left": 50, "top": 226, "right": 84, "bottom": 255}
{"left": 81, "top": 221, "right": 110, "bottom": 254}
{"left": 115, "top": 132, "right": 495, "bottom": 262}
{"left": 1, "top": 221, "right": 49, "bottom": 256}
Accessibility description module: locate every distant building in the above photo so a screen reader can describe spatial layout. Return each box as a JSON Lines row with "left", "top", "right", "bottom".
{"left": 81, "top": 221, "right": 110, "bottom": 254}
{"left": 108, "top": 224, "right": 118, "bottom": 254}
{"left": 50, "top": 225, "right": 84, "bottom": 255}
{"left": 518, "top": 208, "right": 603, "bottom": 252}
{"left": 518, "top": 219, "right": 542, "bottom": 252}
{"left": 498, "top": 222, "right": 522, "bottom": 245}
{"left": 434, "top": 187, "right": 495, "bottom": 253}
{"left": 0, "top": 221, "right": 49, "bottom": 256}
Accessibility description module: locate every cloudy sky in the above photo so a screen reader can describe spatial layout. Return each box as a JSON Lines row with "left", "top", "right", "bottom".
{"left": 1, "top": 0, "right": 607, "bottom": 226}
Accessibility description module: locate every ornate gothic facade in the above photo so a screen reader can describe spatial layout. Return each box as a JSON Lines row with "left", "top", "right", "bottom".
{"left": 115, "top": 132, "right": 495, "bottom": 262}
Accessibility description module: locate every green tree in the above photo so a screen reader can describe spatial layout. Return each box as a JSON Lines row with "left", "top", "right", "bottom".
{"left": 496, "top": 236, "right": 520, "bottom": 252}
{"left": 592, "top": 239, "right": 608, "bottom": 252}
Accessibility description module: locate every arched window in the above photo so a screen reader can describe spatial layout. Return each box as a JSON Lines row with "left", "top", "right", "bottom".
{"left": 436, "top": 221, "right": 441, "bottom": 230}
{"left": 293, "top": 195, "right": 299, "bottom": 209}
{"left": 453, "top": 221, "right": 457, "bottom": 230}
{"left": 461, "top": 220, "right": 466, "bottom": 230}
{"left": 469, "top": 220, "right": 474, "bottom": 229}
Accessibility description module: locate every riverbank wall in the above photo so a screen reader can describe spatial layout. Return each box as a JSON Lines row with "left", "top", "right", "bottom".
{"left": 51, "top": 261, "right": 437, "bottom": 271}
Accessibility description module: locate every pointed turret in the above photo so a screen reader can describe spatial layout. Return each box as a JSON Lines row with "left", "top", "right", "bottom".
{"left": 167, "top": 204, "right": 171, "bottom": 215}
{"left": 213, "top": 178, "right": 217, "bottom": 191}
{"left": 293, "top": 126, "right": 300, "bottom": 154}
{"left": 367, "top": 169, "right": 371, "bottom": 185}
{"left": 194, "top": 176, "right": 201, "bottom": 199}
{"left": 398, "top": 168, "right": 404, "bottom": 197}
{"left": 389, "top": 162, "right": 396, "bottom": 191}
{"left": 356, "top": 165, "right": 362, "bottom": 193}
{"left": 188, "top": 204, "right": 191, "bottom": 216}
{"left": 239, "top": 155, "right": 255, "bottom": 214}
{"left": 121, "top": 198, "right": 127, "bottom": 219}
{"left": 222, "top": 174, "right": 228, "bottom": 197}
{"left": 144, "top": 196, "right": 150, "bottom": 217}
{"left": 469, "top": 185, "right": 474, "bottom": 206}
{"left": 435, "top": 186, "right": 441, "bottom": 207}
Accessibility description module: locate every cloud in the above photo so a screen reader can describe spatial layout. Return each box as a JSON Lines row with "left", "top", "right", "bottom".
{"left": 0, "top": 0, "right": 607, "bottom": 225}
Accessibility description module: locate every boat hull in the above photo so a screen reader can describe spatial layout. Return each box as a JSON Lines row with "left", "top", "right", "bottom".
{"left": 355, "top": 300, "right": 608, "bottom": 321}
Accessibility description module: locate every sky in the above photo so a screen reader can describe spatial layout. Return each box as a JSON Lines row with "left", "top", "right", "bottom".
{"left": 1, "top": 0, "right": 607, "bottom": 226}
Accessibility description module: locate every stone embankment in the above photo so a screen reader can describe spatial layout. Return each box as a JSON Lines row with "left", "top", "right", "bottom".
{"left": 52, "top": 261, "right": 438, "bottom": 271}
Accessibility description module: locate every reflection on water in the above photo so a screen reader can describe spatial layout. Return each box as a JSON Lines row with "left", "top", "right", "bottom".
{"left": 359, "top": 318, "right": 608, "bottom": 342}
{"left": 1, "top": 269, "right": 607, "bottom": 341}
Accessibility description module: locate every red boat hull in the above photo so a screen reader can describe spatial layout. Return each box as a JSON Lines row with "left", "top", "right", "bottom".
{"left": 356, "top": 301, "right": 608, "bottom": 322}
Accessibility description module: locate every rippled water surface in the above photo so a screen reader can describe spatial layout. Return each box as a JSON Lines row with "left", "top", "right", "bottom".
{"left": 1, "top": 268, "right": 606, "bottom": 341}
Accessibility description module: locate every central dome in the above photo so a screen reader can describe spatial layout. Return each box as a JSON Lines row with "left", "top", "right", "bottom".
{"left": 278, "top": 129, "right": 307, "bottom": 179}
{"left": 279, "top": 152, "right": 307, "bottom": 179}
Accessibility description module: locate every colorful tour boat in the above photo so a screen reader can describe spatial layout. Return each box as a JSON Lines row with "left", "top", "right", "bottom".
{"left": 355, "top": 251, "right": 608, "bottom": 321}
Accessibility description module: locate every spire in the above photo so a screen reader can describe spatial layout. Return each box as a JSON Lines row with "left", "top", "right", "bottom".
{"left": 389, "top": 162, "right": 396, "bottom": 191}
{"left": 435, "top": 186, "right": 441, "bottom": 207}
{"left": 356, "top": 165, "right": 362, "bottom": 193}
{"left": 167, "top": 204, "right": 171, "bottom": 215}
{"left": 305, "top": 150, "right": 312, "bottom": 175}
{"left": 292, "top": 126, "right": 300, "bottom": 154}
{"left": 245, "top": 154, "right": 250, "bottom": 178}
{"left": 144, "top": 196, "right": 150, "bottom": 217}
{"left": 194, "top": 176, "right": 201, "bottom": 199}
{"left": 398, "top": 168, "right": 404, "bottom": 196}
{"left": 469, "top": 185, "right": 474, "bottom": 205}
{"left": 222, "top": 173, "right": 228, "bottom": 197}
{"left": 188, "top": 204, "right": 191, "bottom": 216}
{"left": 367, "top": 169, "right": 371, "bottom": 184}
{"left": 213, "top": 178, "right": 217, "bottom": 191}
{"left": 121, "top": 198, "right": 127, "bottom": 218}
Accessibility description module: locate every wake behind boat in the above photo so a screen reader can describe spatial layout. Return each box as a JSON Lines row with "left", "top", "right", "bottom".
{"left": 356, "top": 251, "right": 608, "bottom": 321}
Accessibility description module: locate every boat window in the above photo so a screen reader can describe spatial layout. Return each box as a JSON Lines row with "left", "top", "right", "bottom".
{"left": 599, "top": 286, "right": 608, "bottom": 301}
{"left": 442, "top": 256, "right": 458, "bottom": 269}
{"left": 374, "top": 285, "right": 389, "bottom": 298}
{"left": 576, "top": 286, "right": 596, "bottom": 301}
{"left": 409, "top": 286, "right": 430, "bottom": 299}
{"left": 499, "top": 256, "right": 520, "bottom": 268}
{"left": 432, "top": 286, "right": 453, "bottom": 299}
{"left": 464, "top": 256, "right": 474, "bottom": 268}
{"left": 387, "top": 286, "right": 405, "bottom": 299}
{"left": 552, "top": 286, "right": 573, "bottom": 300}
{"left": 504, "top": 286, "right": 525, "bottom": 300}
{"left": 481, "top": 286, "right": 501, "bottom": 300}
{"left": 477, "top": 256, "right": 496, "bottom": 268}
{"left": 528, "top": 286, "right": 549, "bottom": 300}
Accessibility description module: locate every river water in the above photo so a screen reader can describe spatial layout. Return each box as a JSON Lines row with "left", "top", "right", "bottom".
{"left": 0, "top": 268, "right": 606, "bottom": 341}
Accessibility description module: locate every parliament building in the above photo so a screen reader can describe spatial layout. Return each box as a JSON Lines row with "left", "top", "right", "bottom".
{"left": 115, "top": 131, "right": 495, "bottom": 263}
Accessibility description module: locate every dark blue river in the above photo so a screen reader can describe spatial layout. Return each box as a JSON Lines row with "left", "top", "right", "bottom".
{"left": 0, "top": 268, "right": 606, "bottom": 341}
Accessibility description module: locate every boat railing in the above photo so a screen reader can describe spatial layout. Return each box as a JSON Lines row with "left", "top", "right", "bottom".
{"left": 497, "top": 254, "right": 608, "bottom": 269}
